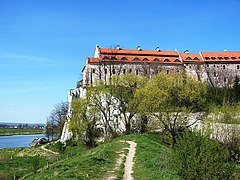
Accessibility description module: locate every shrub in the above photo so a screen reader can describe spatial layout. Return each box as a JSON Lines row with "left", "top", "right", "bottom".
{"left": 171, "top": 131, "right": 235, "bottom": 179}
{"left": 32, "top": 155, "right": 40, "bottom": 174}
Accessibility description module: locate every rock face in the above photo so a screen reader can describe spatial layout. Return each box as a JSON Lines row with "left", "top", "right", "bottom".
{"left": 30, "top": 138, "right": 48, "bottom": 147}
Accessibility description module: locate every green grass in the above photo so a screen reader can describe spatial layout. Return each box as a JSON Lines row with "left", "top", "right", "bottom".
{"left": 1, "top": 133, "right": 238, "bottom": 179}
{"left": 119, "top": 133, "right": 179, "bottom": 180}
{"left": 25, "top": 139, "right": 128, "bottom": 179}
{"left": 0, "top": 128, "right": 44, "bottom": 136}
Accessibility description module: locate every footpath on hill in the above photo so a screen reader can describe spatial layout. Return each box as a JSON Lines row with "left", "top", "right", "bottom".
{"left": 107, "top": 140, "right": 137, "bottom": 180}
{"left": 123, "top": 141, "right": 137, "bottom": 180}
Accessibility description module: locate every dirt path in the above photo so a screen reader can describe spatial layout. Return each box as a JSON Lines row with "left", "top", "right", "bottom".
{"left": 40, "top": 145, "right": 59, "bottom": 155}
{"left": 123, "top": 141, "right": 137, "bottom": 180}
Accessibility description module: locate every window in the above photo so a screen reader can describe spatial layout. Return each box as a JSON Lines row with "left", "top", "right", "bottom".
{"left": 206, "top": 64, "right": 209, "bottom": 67}
{"left": 136, "top": 69, "right": 139, "bottom": 75}
{"left": 121, "top": 57, "right": 127, "bottom": 61}
{"left": 194, "top": 57, "right": 199, "bottom": 60}
{"left": 166, "top": 69, "right": 170, "bottom": 74}
{"left": 111, "top": 57, "right": 117, "bottom": 60}
{"left": 154, "top": 58, "right": 159, "bottom": 61}
{"left": 104, "top": 69, "right": 107, "bottom": 74}
{"left": 133, "top": 57, "right": 140, "bottom": 61}
{"left": 112, "top": 69, "right": 115, "bottom": 74}
{"left": 186, "top": 57, "right": 192, "bottom": 60}
{"left": 231, "top": 57, "right": 236, "bottom": 60}
{"left": 213, "top": 72, "right": 216, "bottom": 77}
{"left": 224, "top": 57, "right": 229, "bottom": 60}
{"left": 218, "top": 57, "right": 223, "bottom": 60}
{"left": 129, "top": 69, "right": 132, "bottom": 73}
{"left": 145, "top": 69, "right": 148, "bottom": 74}
{"left": 92, "top": 68, "right": 95, "bottom": 73}
{"left": 123, "top": 69, "right": 126, "bottom": 74}
{"left": 164, "top": 59, "right": 170, "bottom": 62}
{"left": 237, "top": 65, "right": 240, "bottom": 70}
{"left": 223, "top": 65, "right": 225, "bottom": 69}
{"left": 174, "top": 59, "right": 180, "bottom": 62}
{"left": 143, "top": 58, "right": 149, "bottom": 61}
{"left": 211, "top": 57, "right": 216, "bottom": 60}
{"left": 103, "top": 56, "right": 109, "bottom": 60}
{"left": 189, "top": 66, "right": 191, "bottom": 69}
{"left": 205, "top": 57, "right": 210, "bottom": 60}
{"left": 224, "top": 78, "right": 227, "bottom": 83}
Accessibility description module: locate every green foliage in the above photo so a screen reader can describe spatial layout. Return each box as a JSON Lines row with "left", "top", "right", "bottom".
{"left": 32, "top": 155, "right": 40, "bottom": 174}
{"left": 68, "top": 97, "right": 100, "bottom": 148}
{"left": 135, "top": 71, "right": 207, "bottom": 145}
{"left": 119, "top": 133, "right": 178, "bottom": 179}
{"left": 209, "top": 103, "right": 240, "bottom": 163}
{"left": 172, "top": 130, "right": 235, "bottom": 179}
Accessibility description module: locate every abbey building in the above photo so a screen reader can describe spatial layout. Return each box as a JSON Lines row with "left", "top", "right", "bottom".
{"left": 82, "top": 45, "right": 240, "bottom": 87}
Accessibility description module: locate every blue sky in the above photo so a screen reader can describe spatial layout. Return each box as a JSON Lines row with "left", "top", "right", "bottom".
{"left": 0, "top": 0, "right": 240, "bottom": 123}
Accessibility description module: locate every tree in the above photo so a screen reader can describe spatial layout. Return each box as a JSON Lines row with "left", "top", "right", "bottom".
{"left": 111, "top": 73, "right": 147, "bottom": 134}
{"left": 45, "top": 102, "right": 68, "bottom": 137}
{"left": 68, "top": 97, "right": 100, "bottom": 148}
{"left": 135, "top": 71, "right": 207, "bottom": 145}
{"left": 210, "top": 103, "right": 240, "bottom": 163}
{"left": 171, "top": 130, "right": 234, "bottom": 179}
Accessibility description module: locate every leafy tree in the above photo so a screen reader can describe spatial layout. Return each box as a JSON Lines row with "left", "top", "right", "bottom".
{"left": 210, "top": 103, "right": 240, "bottom": 163}
{"left": 171, "top": 130, "right": 235, "bottom": 179}
{"left": 111, "top": 73, "right": 147, "bottom": 134}
{"left": 135, "top": 71, "right": 207, "bottom": 145}
{"left": 68, "top": 97, "right": 100, "bottom": 148}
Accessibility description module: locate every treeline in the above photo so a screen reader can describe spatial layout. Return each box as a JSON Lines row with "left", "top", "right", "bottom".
{"left": 67, "top": 71, "right": 240, "bottom": 179}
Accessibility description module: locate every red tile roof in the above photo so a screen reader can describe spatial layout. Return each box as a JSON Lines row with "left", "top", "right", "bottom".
{"left": 201, "top": 51, "right": 240, "bottom": 62}
{"left": 87, "top": 47, "right": 240, "bottom": 64}
{"left": 98, "top": 47, "right": 179, "bottom": 57}
{"left": 179, "top": 53, "right": 203, "bottom": 62}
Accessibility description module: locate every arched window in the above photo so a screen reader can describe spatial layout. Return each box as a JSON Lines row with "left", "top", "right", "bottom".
{"left": 111, "top": 57, "right": 117, "bottom": 60}
{"left": 218, "top": 57, "right": 223, "bottom": 60}
{"left": 193, "top": 57, "right": 199, "bottom": 60}
{"left": 154, "top": 58, "right": 159, "bottom": 61}
{"left": 164, "top": 59, "right": 170, "bottom": 62}
{"left": 103, "top": 56, "right": 109, "bottom": 60}
{"left": 174, "top": 59, "right": 180, "bottom": 62}
{"left": 224, "top": 57, "right": 229, "bottom": 60}
{"left": 133, "top": 57, "right": 140, "bottom": 61}
{"left": 121, "top": 57, "right": 127, "bottom": 61}
{"left": 205, "top": 57, "right": 210, "bottom": 60}
{"left": 223, "top": 65, "right": 226, "bottom": 69}
{"left": 186, "top": 57, "right": 192, "bottom": 60}
{"left": 143, "top": 58, "right": 149, "bottom": 61}
{"left": 211, "top": 57, "right": 216, "bottom": 60}
{"left": 231, "top": 57, "right": 236, "bottom": 60}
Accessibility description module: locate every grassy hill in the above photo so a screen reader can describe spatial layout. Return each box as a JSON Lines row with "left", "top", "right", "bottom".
{"left": 1, "top": 133, "right": 239, "bottom": 179}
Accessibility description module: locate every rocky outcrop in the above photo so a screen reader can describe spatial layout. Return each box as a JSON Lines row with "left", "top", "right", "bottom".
{"left": 30, "top": 137, "right": 48, "bottom": 147}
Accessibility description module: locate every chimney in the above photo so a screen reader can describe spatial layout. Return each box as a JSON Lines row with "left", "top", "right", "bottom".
{"left": 137, "top": 46, "right": 142, "bottom": 51}
{"left": 116, "top": 44, "right": 121, "bottom": 50}
{"left": 184, "top": 49, "right": 189, "bottom": 54}
{"left": 224, "top": 49, "right": 227, "bottom": 52}
{"left": 155, "top": 47, "right": 160, "bottom": 52}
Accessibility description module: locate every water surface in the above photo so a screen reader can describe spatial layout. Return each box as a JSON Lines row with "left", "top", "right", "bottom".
{"left": 0, "top": 134, "right": 46, "bottom": 148}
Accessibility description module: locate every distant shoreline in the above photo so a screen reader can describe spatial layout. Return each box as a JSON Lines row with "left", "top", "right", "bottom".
{"left": 0, "top": 129, "right": 44, "bottom": 136}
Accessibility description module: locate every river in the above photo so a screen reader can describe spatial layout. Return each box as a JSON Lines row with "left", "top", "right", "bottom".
{"left": 0, "top": 134, "right": 46, "bottom": 148}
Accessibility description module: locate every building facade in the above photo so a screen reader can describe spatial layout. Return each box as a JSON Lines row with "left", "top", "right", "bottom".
{"left": 60, "top": 45, "right": 240, "bottom": 142}
{"left": 83, "top": 45, "right": 240, "bottom": 87}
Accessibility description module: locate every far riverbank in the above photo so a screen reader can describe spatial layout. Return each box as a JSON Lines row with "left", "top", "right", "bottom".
{"left": 0, "top": 128, "right": 44, "bottom": 136}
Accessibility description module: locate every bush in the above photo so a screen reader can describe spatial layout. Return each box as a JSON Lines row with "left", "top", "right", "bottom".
{"left": 171, "top": 131, "right": 235, "bottom": 179}
{"left": 32, "top": 155, "right": 40, "bottom": 174}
